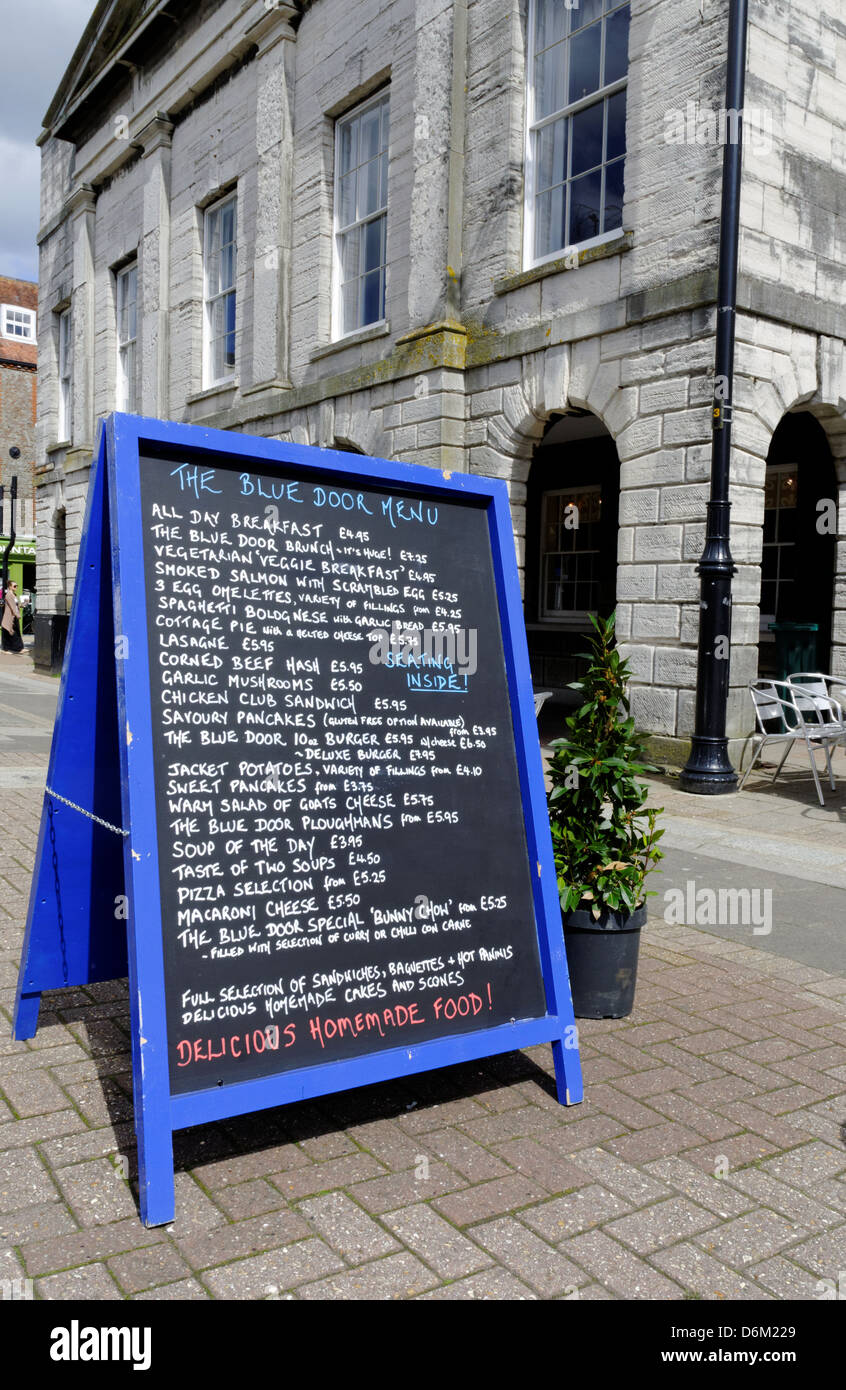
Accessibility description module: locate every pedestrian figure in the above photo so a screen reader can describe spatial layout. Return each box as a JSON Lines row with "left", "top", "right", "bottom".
{"left": 1, "top": 579, "right": 25, "bottom": 653}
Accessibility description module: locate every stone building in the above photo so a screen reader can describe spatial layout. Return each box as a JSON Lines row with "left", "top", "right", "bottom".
{"left": 34, "top": 0, "right": 846, "bottom": 759}
{"left": 0, "top": 275, "right": 38, "bottom": 598}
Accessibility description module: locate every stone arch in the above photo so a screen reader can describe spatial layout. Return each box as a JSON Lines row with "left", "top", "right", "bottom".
{"left": 523, "top": 409, "right": 621, "bottom": 705}
{"left": 331, "top": 393, "right": 392, "bottom": 462}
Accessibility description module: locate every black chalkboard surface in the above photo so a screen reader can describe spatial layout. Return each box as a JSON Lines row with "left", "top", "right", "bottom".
{"left": 138, "top": 451, "right": 547, "bottom": 1093}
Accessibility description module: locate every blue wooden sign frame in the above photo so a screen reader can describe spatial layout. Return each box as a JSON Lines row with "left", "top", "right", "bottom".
{"left": 15, "top": 413, "right": 582, "bottom": 1227}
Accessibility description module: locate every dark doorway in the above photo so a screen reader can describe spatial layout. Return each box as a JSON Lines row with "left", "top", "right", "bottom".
{"left": 758, "top": 413, "right": 836, "bottom": 677}
{"left": 524, "top": 412, "right": 620, "bottom": 698}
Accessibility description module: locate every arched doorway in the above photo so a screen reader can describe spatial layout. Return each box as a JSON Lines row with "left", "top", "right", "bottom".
{"left": 758, "top": 413, "right": 836, "bottom": 677}
{"left": 524, "top": 410, "right": 620, "bottom": 700}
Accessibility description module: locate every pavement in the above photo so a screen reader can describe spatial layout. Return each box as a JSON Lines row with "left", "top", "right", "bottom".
{"left": 0, "top": 668, "right": 844, "bottom": 1301}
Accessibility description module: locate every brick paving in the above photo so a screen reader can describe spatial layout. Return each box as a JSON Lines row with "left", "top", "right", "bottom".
{"left": 1, "top": 775, "right": 845, "bottom": 1300}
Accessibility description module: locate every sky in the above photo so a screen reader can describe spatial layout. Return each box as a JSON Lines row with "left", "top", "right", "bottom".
{"left": 0, "top": 0, "right": 98, "bottom": 283}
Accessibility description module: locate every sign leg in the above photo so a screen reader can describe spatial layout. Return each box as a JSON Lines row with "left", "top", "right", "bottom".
{"left": 551, "top": 1036, "right": 584, "bottom": 1106}
{"left": 137, "top": 1120, "right": 176, "bottom": 1228}
{"left": 12, "top": 990, "right": 41, "bottom": 1041}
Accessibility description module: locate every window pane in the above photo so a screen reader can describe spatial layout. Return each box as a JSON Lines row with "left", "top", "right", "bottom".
{"left": 381, "top": 98, "right": 390, "bottom": 150}
{"left": 606, "top": 88, "right": 626, "bottom": 162}
{"left": 221, "top": 241, "right": 236, "bottom": 292}
{"left": 360, "top": 105, "right": 381, "bottom": 163}
{"left": 211, "top": 295, "right": 226, "bottom": 344}
{"left": 535, "top": 185, "right": 565, "bottom": 260}
{"left": 124, "top": 341, "right": 136, "bottom": 411}
{"left": 206, "top": 207, "right": 220, "bottom": 262}
{"left": 363, "top": 215, "right": 384, "bottom": 273}
{"left": 59, "top": 313, "right": 71, "bottom": 374}
{"left": 341, "top": 279, "right": 359, "bottom": 336}
{"left": 338, "top": 121, "right": 353, "bottom": 178}
{"left": 603, "top": 156, "right": 625, "bottom": 231}
{"left": 764, "top": 473, "right": 777, "bottom": 509}
{"left": 360, "top": 157, "right": 382, "bottom": 218}
{"left": 224, "top": 293, "right": 236, "bottom": 368}
{"left": 536, "top": 0, "right": 568, "bottom": 51}
{"left": 568, "top": 22, "right": 602, "bottom": 104}
{"left": 571, "top": 0, "right": 603, "bottom": 32}
{"left": 575, "top": 581, "right": 592, "bottom": 611}
{"left": 211, "top": 334, "right": 224, "bottom": 383}
{"left": 221, "top": 202, "right": 235, "bottom": 248}
{"left": 380, "top": 149, "right": 389, "bottom": 205}
{"left": 604, "top": 4, "right": 630, "bottom": 85}
{"left": 569, "top": 166, "right": 602, "bottom": 243}
{"left": 362, "top": 268, "right": 383, "bottom": 326}
{"left": 778, "top": 507, "right": 797, "bottom": 544}
{"left": 535, "top": 42, "right": 566, "bottom": 120}
{"left": 341, "top": 225, "right": 361, "bottom": 281}
{"left": 571, "top": 101, "right": 604, "bottom": 176}
{"left": 536, "top": 117, "right": 568, "bottom": 192}
{"left": 339, "top": 171, "right": 357, "bottom": 227}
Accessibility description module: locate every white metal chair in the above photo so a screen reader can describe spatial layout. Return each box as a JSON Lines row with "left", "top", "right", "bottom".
{"left": 739, "top": 679, "right": 846, "bottom": 806}
{"left": 786, "top": 672, "right": 846, "bottom": 726}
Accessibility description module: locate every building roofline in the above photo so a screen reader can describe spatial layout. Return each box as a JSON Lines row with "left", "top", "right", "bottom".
{"left": 42, "top": 0, "right": 305, "bottom": 143}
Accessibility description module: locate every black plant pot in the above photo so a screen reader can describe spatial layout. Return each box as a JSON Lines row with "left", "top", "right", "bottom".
{"left": 562, "top": 901, "right": 646, "bottom": 1019}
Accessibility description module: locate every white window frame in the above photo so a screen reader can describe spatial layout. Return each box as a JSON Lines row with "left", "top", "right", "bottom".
{"left": 203, "top": 191, "right": 238, "bottom": 389}
{"left": 332, "top": 90, "right": 390, "bottom": 341}
{"left": 1, "top": 304, "right": 36, "bottom": 341}
{"left": 524, "top": 0, "right": 629, "bottom": 271}
{"left": 57, "top": 308, "right": 72, "bottom": 442}
{"left": 116, "top": 262, "right": 138, "bottom": 413}
{"left": 539, "top": 484, "right": 603, "bottom": 625}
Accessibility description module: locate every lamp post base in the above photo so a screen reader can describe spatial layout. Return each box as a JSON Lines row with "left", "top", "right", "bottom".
{"left": 679, "top": 736, "right": 738, "bottom": 795}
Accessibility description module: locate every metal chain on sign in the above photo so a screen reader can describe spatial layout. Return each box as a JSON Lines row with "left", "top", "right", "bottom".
{"left": 45, "top": 786, "right": 129, "bottom": 839}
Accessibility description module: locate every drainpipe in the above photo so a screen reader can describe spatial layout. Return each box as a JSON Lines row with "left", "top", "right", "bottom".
{"left": 679, "top": 0, "right": 749, "bottom": 794}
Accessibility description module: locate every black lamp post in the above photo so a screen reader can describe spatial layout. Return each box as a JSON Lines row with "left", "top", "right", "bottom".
{"left": 679, "top": 0, "right": 749, "bottom": 795}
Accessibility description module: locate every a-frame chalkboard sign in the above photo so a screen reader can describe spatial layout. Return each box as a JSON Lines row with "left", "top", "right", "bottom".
{"left": 14, "top": 413, "right": 582, "bottom": 1226}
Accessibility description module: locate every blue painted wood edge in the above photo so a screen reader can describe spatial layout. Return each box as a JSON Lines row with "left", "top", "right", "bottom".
{"left": 487, "top": 485, "right": 583, "bottom": 1103}
{"left": 107, "top": 414, "right": 177, "bottom": 1223}
{"left": 110, "top": 410, "right": 502, "bottom": 501}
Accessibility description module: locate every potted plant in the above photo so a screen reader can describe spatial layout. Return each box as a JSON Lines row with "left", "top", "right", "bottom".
{"left": 547, "top": 613, "right": 664, "bottom": 1019}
